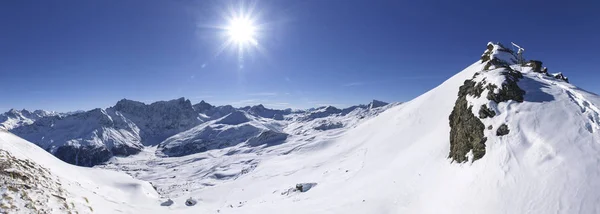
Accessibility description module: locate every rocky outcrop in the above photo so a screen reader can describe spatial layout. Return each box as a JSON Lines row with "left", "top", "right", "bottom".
{"left": 449, "top": 42, "right": 526, "bottom": 163}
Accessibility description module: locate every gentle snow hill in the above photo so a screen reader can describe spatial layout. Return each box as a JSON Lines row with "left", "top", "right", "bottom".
{"left": 101, "top": 42, "right": 600, "bottom": 213}
{"left": 0, "top": 130, "right": 161, "bottom": 213}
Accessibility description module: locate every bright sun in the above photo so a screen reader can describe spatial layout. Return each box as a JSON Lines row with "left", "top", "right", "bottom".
{"left": 210, "top": 2, "right": 266, "bottom": 69}
{"left": 227, "top": 17, "right": 258, "bottom": 46}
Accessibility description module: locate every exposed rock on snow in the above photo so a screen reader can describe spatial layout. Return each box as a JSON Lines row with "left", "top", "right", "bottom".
{"left": 449, "top": 79, "right": 487, "bottom": 163}
{"left": 496, "top": 124, "right": 510, "bottom": 136}
{"left": 185, "top": 197, "right": 197, "bottom": 206}
{"left": 160, "top": 199, "right": 174, "bottom": 206}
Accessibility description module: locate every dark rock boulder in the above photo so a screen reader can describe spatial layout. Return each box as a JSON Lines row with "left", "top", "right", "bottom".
{"left": 185, "top": 197, "right": 197, "bottom": 206}
{"left": 496, "top": 124, "right": 510, "bottom": 136}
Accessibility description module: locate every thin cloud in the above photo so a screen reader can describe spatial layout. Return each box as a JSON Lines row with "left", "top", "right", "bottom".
{"left": 343, "top": 75, "right": 448, "bottom": 87}
{"left": 342, "top": 82, "right": 365, "bottom": 87}
{"left": 247, "top": 92, "right": 278, "bottom": 96}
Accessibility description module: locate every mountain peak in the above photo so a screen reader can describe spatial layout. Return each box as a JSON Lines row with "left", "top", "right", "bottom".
{"left": 369, "top": 100, "right": 388, "bottom": 109}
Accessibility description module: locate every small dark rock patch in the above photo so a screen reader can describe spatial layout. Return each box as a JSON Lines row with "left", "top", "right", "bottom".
{"left": 497, "top": 124, "right": 510, "bottom": 136}
{"left": 478, "top": 104, "right": 496, "bottom": 119}
{"left": 185, "top": 197, "right": 197, "bottom": 206}
{"left": 487, "top": 125, "right": 493, "bottom": 130}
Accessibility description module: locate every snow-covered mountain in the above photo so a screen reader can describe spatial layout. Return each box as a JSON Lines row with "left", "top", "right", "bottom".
{"left": 8, "top": 97, "right": 392, "bottom": 167}
{"left": 0, "top": 109, "right": 61, "bottom": 130}
{"left": 3, "top": 42, "right": 600, "bottom": 213}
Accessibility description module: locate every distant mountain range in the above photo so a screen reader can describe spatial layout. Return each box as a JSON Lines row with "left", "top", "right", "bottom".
{"left": 3, "top": 99, "right": 391, "bottom": 166}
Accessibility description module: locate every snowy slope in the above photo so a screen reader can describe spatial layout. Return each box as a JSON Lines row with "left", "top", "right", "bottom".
{"left": 6, "top": 42, "right": 600, "bottom": 213}
{"left": 101, "top": 42, "right": 600, "bottom": 213}
{"left": 0, "top": 130, "right": 161, "bottom": 213}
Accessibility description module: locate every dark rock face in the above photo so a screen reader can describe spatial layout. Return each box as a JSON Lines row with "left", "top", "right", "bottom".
{"left": 449, "top": 80, "right": 487, "bottom": 163}
{"left": 526, "top": 60, "right": 543, "bottom": 73}
{"left": 53, "top": 145, "right": 141, "bottom": 167}
{"left": 496, "top": 124, "right": 510, "bottom": 136}
{"left": 478, "top": 104, "right": 496, "bottom": 119}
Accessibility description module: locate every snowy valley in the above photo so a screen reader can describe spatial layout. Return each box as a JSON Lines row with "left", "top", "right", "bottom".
{"left": 2, "top": 42, "right": 600, "bottom": 213}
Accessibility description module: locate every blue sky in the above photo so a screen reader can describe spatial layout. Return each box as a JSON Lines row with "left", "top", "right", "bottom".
{"left": 1, "top": 0, "right": 599, "bottom": 112}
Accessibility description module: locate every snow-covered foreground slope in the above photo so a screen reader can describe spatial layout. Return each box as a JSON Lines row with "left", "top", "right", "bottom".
{"left": 103, "top": 43, "right": 600, "bottom": 213}
{"left": 0, "top": 130, "right": 161, "bottom": 213}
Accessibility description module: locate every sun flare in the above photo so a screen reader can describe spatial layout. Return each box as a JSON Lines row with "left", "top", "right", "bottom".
{"left": 227, "top": 17, "right": 258, "bottom": 46}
